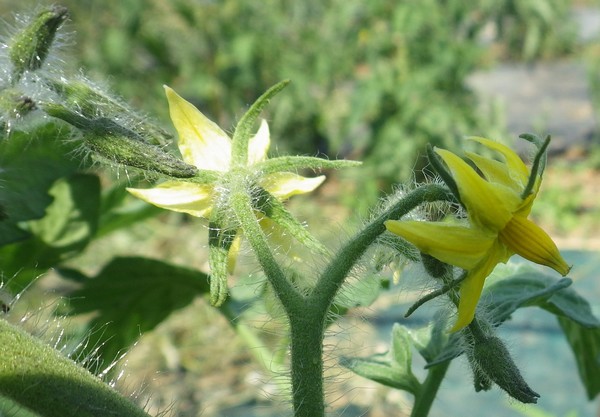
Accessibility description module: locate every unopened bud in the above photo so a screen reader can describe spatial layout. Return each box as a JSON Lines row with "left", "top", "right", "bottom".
{"left": 9, "top": 6, "right": 69, "bottom": 81}
{"left": 46, "top": 78, "right": 172, "bottom": 145}
{"left": 43, "top": 103, "right": 197, "bottom": 178}
{"left": 470, "top": 335, "right": 540, "bottom": 403}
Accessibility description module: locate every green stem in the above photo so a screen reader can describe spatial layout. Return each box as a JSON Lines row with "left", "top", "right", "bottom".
{"left": 311, "top": 184, "right": 453, "bottom": 311}
{"left": 410, "top": 361, "right": 451, "bottom": 417}
{"left": 0, "top": 319, "right": 150, "bottom": 417}
{"left": 234, "top": 183, "right": 453, "bottom": 417}
{"left": 229, "top": 181, "right": 303, "bottom": 312}
{"left": 289, "top": 307, "right": 325, "bottom": 417}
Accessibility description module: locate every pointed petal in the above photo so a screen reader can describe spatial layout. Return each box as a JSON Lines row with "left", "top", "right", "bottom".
{"left": 127, "top": 181, "right": 214, "bottom": 218}
{"left": 450, "top": 242, "right": 506, "bottom": 332}
{"left": 468, "top": 137, "right": 529, "bottom": 185}
{"left": 384, "top": 220, "right": 495, "bottom": 270}
{"left": 247, "top": 119, "right": 270, "bottom": 165}
{"left": 464, "top": 151, "right": 519, "bottom": 192}
{"left": 164, "top": 86, "right": 231, "bottom": 171}
{"left": 260, "top": 173, "right": 325, "bottom": 200}
{"left": 499, "top": 215, "right": 571, "bottom": 276}
{"left": 436, "top": 148, "right": 521, "bottom": 231}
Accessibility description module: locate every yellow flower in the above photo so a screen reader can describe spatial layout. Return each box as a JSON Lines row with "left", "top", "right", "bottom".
{"left": 385, "top": 137, "right": 570, "bottom": 331}
{"left": 126, "top": 86, "right": 325, "bottom": 218}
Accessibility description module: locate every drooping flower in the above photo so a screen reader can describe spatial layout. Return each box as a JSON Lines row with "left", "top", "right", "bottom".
{"left": 126, "top": 86, "right": 325, "bottom": 218}
{"left": 385, "top": 137, "right": 570, "bottom": 331}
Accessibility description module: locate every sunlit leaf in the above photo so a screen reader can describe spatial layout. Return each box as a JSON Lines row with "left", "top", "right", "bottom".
{"left": 67, "top": 257, "right": 211, "bottom": 371}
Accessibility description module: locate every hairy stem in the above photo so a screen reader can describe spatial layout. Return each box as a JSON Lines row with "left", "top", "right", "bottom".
{"left": 410, "top": 361, "right": 451, "bottom": 417}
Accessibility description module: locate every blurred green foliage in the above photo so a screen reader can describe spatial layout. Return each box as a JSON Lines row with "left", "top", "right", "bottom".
{"left": 1, "top": 0, "right": 573, "bottom": 209}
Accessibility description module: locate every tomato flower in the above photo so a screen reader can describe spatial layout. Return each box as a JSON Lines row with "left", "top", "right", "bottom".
{"left": 126, "top": 86, "right": 325, "bottom": 217}
{"left": 385, "top": 137, "right": 570, "bottom": 331}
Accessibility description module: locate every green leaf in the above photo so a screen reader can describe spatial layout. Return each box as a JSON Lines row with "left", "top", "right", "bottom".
{"left": 407, "top": 313, "right": 451, "bottom": 364}
{"left": 0, "top": 173, "right": 100, "bottom": 290}
{"left": 96, "top": 182, "right": 162, "bottom": 237}
{"left": 0, "top": 125, "right": 82, "bottom": 246}
{"left": 28, "top": 174, "right": 100, "bottom": 256}
{"left": 482, "top": 272, "right": 574, "bottom": 324}
{"left": 390, "top": 323, "right": 413, "bottom": 369}
{"left": 557, "top": 317, "right": 600, "bottom": 400}
{"left": 340, "top": 323, "right": 421, "bottom": 395}
{"left": 483, "top": 271, "right": 600, "bottom": 328}
{"left": 340, "top": 354, "right": 421, "bottom": 394}
{"left": 67, "top": 257, "right": 211, "bottom": 371}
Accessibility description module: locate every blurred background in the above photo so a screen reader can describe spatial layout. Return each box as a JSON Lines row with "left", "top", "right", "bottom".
{"left": 1, "top": 0, "right": 600, "bottom": 416}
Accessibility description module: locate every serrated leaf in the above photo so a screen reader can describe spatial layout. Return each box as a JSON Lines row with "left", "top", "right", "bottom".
{"left": 0, "top": 174, "right": 100, "bottom": 290}
{"left": 542, "top": 284, "right": 600, "bottom": 329}
{"left": 0, "top": 125, "right": 82, "bottom": 246}
{"left": 28, "top": 174, "right": 100, "bottom": 256}
{"left": 557, "top": 316, "right": 600, "bottom": 400}
{"left": 340, "top": 323, "right": 421, "bottom": 395}
{"left": 67, "top": 257, "right": 211, "bottom": 371}
{"left": 482, "top": 272, "right": 574, "bottom": 324}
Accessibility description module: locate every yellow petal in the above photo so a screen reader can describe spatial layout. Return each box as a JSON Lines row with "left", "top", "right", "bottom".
{"left": 260, "top": 173, "right": 325, "bottom": 200}
{"left": 436, "top": 148, "right": 521, "bottom": 231}
{"left": 247, "top": 119, "right": 270, "bottom": 166}
{"left": 499, "top": 215, "right": 571, "bottom": 276}
{"left": 468, "top": 137, "right": 529, "bottom": 185}
{"left": 164, "top": 86, "right": 231, "bottom": 171}
{"left": 227, "top": 234, "right": 242, "bottom": 274}
{"left": 464, "top": 151, "right": 520, "bottom": 192}
{"left": 450, "top": 241, "right": 507, "bottom": 332}
{"left": 384, "top": 220, "right": 495, "bottom": 270}
{"left": 127, "top": 181, "right": 214, "bottom": 218}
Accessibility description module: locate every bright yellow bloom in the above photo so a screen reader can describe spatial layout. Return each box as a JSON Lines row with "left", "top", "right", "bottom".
{"left": 385, "top": 137, "right": 570, "bottom": 331}
{"left": 126, "top": 86, "right": 325, "bottom": 218}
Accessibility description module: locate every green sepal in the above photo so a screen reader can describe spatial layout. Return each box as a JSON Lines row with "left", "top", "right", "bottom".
{"left": 426, "top": 144, "right": 461, "bottom": 205}
{"left": 8, "top": 5, "right": 68, "bottom": 81}
{"left": 231, "top": 80, "right": 289, "bottom": 166}
{"left": 255, "top": 156, "right": 361, "bottom": 175}
{"left": 520, "top": 134, "right": 550, "bottom": 200}
{"left": 253, "top": 187, "right": 329, "bottom": 256}
{"left": 340, "top": 323, "right": 421, "bottom": 395}
{"left": 208, "top": 210, "right": 238, "bottom": 306}
{"left": 43, "top": 103, "right": 197, "bottom": 178}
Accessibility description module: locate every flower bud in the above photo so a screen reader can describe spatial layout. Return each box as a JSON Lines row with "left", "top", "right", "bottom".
{"left": 9, "top": 6, "right": 69, "bottom": 81}
{"left": 43, "top": 103, "right": 197, "bottom": 178}
{"left": 46, "top": 78, "right": 172, "bottom": 145}
{"left": 470, "top": 335, "right": 540, "bottom": 403}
